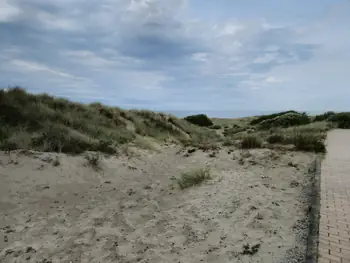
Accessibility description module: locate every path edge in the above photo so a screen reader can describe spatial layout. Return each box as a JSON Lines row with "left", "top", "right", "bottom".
{"left": 305, "top": 154, "right": 322, "bottom": 263}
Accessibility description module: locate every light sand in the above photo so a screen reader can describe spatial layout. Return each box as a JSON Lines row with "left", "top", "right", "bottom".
{"left": 0, "top": 146, "right": 315, "bottom": 263}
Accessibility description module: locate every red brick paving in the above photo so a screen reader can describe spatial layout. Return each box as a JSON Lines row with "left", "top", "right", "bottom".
{"left": 318, "top": 130, "right": 350, "bottom": 263}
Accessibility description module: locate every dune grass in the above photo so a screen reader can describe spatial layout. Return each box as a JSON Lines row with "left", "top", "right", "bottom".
{"left": 0, "top": 87, "right": 219, "bottom": 153}
{"left": 176, "top": 168, "right": 211, "bottom": 189}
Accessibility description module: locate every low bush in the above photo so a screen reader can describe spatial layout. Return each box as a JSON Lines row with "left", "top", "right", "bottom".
{"left": 210, "top": 124, "right": 221, "bottom": 130}
{"left": 84, "top": 152, "right": 101, "bottom": 168}
{"left": 184, "top": 114, "right": 213, "bottom": 127}
{"left": 267, "top": 134, "right": 285, "bottom": 144}
{"left": 313, "top": 111, "right": 335, "bottom": 122}
{"left": 176, "top": 168, "right": 211, "bottom": 189}
{"left": 329, "top": 112, "right": 350, "bottom": 129}
{"left": 291, "top": 133, "right": 326, "bottom": 153}
{"left": 222, "top": 138, "right": 235, "bottom": 146}
{"left": 239, "top": 135, "right": 263, "bottom": 149}
{"left": 258, "top": 112, "right": 310, "bottom": 130}
{"left": 250, "top": 111, "right": 299, "bottom": 125}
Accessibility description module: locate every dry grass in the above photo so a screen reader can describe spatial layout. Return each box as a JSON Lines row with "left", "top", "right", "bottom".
{"left": 239, "top": 135, "right": 263, "bottom": 149}
{"left": 84, "top": 152, "right": 101, "bottom": 169}
{"left": 176, "top": 168, "right": 211, "bottom": 189}
{"left": 0, "top": 88, "right": 219, "bottom": 154}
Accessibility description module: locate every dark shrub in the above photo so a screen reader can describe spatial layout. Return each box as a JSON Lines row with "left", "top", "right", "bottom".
{"left": 176, "top": 168, "right": 211, "bottom": 189}
{"left": 267, "top": 134, "right": 285, "bottom": 144}
{"left": 184, "top": 114, "right": 213, "bottom": 127}
{"left": 292, "top": 134, "right": 326, "bottom": 153}
{"left": 313, "top": 111, "right": 335, "bottom": 122}
{"left": 329, "top": 112, "right": 350, "bottom": 129}
{"left": 210, "top": 124, "right": 221, "bottom": 129}
{"left": 258, "top": 113, "right": 310, "bottom": 130}
{"left": 222, "top": 138, "right": 235, "bottom": 146}
{"left": 250, "top": 111, "right": 299, "bottom": 125}
{"left": 240, "top": 135, "right": 263, "bottom": 149}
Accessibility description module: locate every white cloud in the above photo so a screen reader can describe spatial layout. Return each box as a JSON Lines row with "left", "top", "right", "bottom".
{"left": 10, "top": 59, "right": 74, "bottom": 78}
{"left": 191, "top": 53, "right": 208, "bottom": 62}
{"left": 37, "top": 12, "right": 81, "bottom": 31}
{"left": 219, "top": 22, "right": 244, "bottom": 36}
{"left": 253, "top": 53, "right": 278, "bottom": 64}
{"left": 62, "top": 50, "right": 115, "bottom": 68}
{"left": 0, "top": 0, "right": 21, "bottom": 22}
{"left": 265, "top": 76, "right": 282, "bottom": 83}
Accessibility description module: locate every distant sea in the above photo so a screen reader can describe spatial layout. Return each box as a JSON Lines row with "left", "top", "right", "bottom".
{"left": 162, "top": 110, "right": 323, "bottom": 118}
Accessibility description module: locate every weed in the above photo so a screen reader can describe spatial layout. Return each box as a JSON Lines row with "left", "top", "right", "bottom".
{"left": 177, "top": 168, "right": 211, "bottom": 189}
{"left": 52, "top": 156, "right": 60, "bottom": 166}
{"left": 84, "top": 152, "right": 101, "bottom": 169}
{"left": 240, "top": 135, "right": 263, "bottom": 149}
{"left": 267, "top": 134, "right": 285, "bottom": 144}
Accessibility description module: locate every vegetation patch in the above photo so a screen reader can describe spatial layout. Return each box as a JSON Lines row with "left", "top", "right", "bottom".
{"left": 0, "top": 88, "right": 219, "bottom": 153}
{"left": 250, "top": 111, "right": 299, "bottom": 125}
{"left": 84, "top": 152, "right": 101, "bottom": 169}
{"left": 329, "top": 112, "right": 350, "bottom": 129}
{"left": 176, "top": 168, "right": 211, "bottom": 189}
{"left": 184, "top": 114, "right": 213, "bottom": 127}
{"left": 258, "top": 112, "right": 310, "bottom": 130}
{"left": 239, "top": 135, "right": 263, "bottom": 149}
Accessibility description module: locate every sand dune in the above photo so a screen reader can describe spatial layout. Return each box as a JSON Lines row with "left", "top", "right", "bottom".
{"left": 0, "top": 146, "right": 316, "bottom": 263}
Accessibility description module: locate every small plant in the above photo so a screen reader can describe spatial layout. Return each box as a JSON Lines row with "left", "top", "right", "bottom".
{"left": 292, "top": 133, "right": 326, "bottom": 153}
{"left": 52, "top": 156, "right": 60, "bottom": 166}
{"left": 177, "top": 168, "right": 211, "bottom": 189}
{"left": 84, "top": 152, "right": 101, "bottom": 169}
{"left": 240, "top": 135, "right": 263, "bottom": 149}
{"left": 184, "top": 114, "right": 213, "bottom": 127}
{"left": 222, "top": 138, "right": 235, "bottom": 146}
{"left": 267, "top": 134, "right": 285, "bottom": 144}
{"left": 209, "top": 124, "right": 221, "bottom": 130}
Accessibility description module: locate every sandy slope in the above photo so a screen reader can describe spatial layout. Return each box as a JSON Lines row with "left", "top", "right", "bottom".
{"left": 0, "top": 146, "right": 314, "bottom": 263}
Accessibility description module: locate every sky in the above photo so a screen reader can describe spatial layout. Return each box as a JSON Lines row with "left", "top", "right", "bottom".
{"left": 0, "top": 0, "right": 349, "bottom": 117}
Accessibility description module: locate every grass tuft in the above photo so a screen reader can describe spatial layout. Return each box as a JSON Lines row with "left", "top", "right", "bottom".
{"left": 84, "top": 152, "right": 101, "bottom": 169}
{"left": 177, "top": 168, "right": 211, "bottom": 189}
{"left": 239, "top": 135, "right": 263, "bottom": 149}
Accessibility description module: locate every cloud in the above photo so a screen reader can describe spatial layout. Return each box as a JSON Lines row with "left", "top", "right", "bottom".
{"left": 265, "top": 76, "right": 282, "bottom": 83}
{"left": 0, "top": 0, "right": 21, "bottom": 22}
{"left": 0, "top": 0, "right": 349, "bottom": 112}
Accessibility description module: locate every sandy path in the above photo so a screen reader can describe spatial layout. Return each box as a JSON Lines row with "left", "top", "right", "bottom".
{"left": 318, "top": 130, "right": 350, "bottom": 262}
{"left": 0, "top": 147, "right": 315, "bottom": 263}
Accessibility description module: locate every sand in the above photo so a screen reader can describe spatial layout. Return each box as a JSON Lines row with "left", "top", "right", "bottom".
{"left": 0, "top": 146, "right": 316, "bottom": 263}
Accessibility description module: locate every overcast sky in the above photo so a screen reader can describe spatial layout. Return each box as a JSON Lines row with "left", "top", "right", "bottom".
{"left": 1, "top": 0, "right": 349, "bottom": 115}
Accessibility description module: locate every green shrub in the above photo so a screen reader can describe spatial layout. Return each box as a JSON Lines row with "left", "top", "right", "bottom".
{"left": 210, "top": 124, "right": 221, "bottom": 129}
{"left": 250, "top": 111, "right": 299, "bottom": 125}
{"left": 184, "top": 114, "right": 213, "bottom": 127}
{"left": 84, "top": 152, "right": 101, "bottom": 168}
{"left": 258, "top": 112, "right": 310, "bottom": 130}
{"left": 313, "top": 111, "right": 335, "bottom": 122}
{"left": 176, "top": 168, "right": 211, "bottom": 189}
{"left": 329, "top": 112, "right": 350, "bottom": 129}
{"left": 291, "top": 133, "right": 326, "bottom": 153}
{"left": 240, "top": 135, "right": 263, "bottom": 149}
{"left": 267, "top": 134, "right": 285, "bottom": 144}
{"left": 223, "top": 126, "right": 247, "bottom": 137}
{"left": 222, "top": 138, "right": 235, "bottom": 146}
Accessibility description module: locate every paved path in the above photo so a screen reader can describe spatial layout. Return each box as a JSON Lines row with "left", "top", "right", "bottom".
{"left": 318, "top": 130, "right": 350, "bottom": 263}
